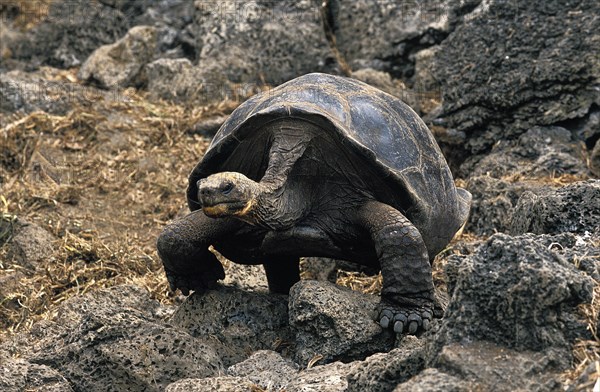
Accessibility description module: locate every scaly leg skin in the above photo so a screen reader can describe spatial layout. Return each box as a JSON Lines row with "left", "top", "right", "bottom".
{"left": 263, "top": 257, "right": 300, "bottom": 295}
{"left": 358, "top": 201, "right": 435, "bottom": 334}
{"left": 156, "top": 210, "right": 237, "bottom": 295}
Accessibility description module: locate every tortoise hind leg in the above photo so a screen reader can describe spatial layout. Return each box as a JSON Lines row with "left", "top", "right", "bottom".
{"left": 157, "top": 210, "right": 238, "bottom": 295}
{"left": 357, "top": 201, "right": 435, "bottom": 334}
{"left": 264, "top": 257, "right": 300, "bottom": 294}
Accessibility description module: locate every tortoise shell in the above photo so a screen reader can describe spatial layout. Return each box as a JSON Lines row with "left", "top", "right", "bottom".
{"left": 187, "top": 73, "right": 466, "bottom": 254}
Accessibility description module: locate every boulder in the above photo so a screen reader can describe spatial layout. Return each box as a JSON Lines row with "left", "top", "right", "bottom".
{"left": 0, "top": 69, "right": 106, "bottom": 117}
{"left": 462, "top": 176, "right": 541, "bottom": 236}
{"left": 78, "top": 26, "right": 157, "bottom": 89}
{"left": 227, "top": 350, "right": 299, "bottom": 391}
{"left": 14, "top": 0, "right": 130, "bottom": 68}
{"left": 433, "top": 342, "right": 563, "bottom": 392}
{"left": 437, "top": 233, "right": 595, "bottom": 368}
{"left": 144, "top": 58, "right": 233, "bottom": 104}
{"left": 460, "top": 126, "right": 588, "bottom": 179}
{"left": 329, "top": 0, "right": 450, "bottom": 79}
{"left": 0, "top": 355, "right": 74, "bottom": 392}
{"left": 346, "top": 337, "right": 426, "bottom": 392}
{"left": 393, "top": 368, "right": 478, "bottom": 392}
{"left": 289, "top": 280, "right": 394, "bottom": 365}
{"left": 170, "top": 285, "right": 292, "bottom": 366}
{"left": 6, "top": 218, "right": 55, "bottom": 269}
{"left": 7, "top": 285, "right": 222, "bottom": 392}
{"left": 286, "top": 361, "right": 354, "bottom": 392}
{"left": 192, "top": 0, "right": 332, "bottom": 85}
{"left": 432, "top": 0, "right": 600, "bottom": 154}
{"left": 510, "top": 180, "right": 600, "bottom": 236}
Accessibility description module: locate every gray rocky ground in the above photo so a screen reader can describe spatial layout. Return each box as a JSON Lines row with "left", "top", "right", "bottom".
{"left": 0, "top": 0, "right": 598, "bottom": 391}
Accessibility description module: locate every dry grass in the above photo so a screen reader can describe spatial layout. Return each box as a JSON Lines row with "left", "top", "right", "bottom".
{"left": 0, "top": 86, "right": 243, "bottom": 339}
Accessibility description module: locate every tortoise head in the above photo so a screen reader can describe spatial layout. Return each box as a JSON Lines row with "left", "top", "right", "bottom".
{"left": 198, "top": 172, "right": 258, "bottom": 219}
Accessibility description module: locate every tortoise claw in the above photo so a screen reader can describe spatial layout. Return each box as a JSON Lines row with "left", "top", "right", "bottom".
{"left": 376, "top": 299, "right": 434, "bottom": 335}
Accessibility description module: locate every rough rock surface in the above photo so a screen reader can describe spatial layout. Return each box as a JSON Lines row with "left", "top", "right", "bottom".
{"left": 78, "top": 25, "right": 157, "bottom": 89}
{"left": 510, "top": 180, "right": 600, "bottom": 236}
{"left": 14, "top": 0, "right": 130, "bottom": 68}
{"left": 0, "top": 355, "right": 74, "bottom": 392}
{"left": 393, "top": 368, "right": 477, "bottom": 392}
{"left": 432, "top": 0, "right": 600, "bottom": 154}
{"left": 192, "top": 0, "right": 332, "bottom": 85}
{"left": 227, "top": 350, "right": 299, "bottom": 391}
{"left": 463, "top": 176, "right": 540, "bottom": 236}
{"left": 286, "top": 361, "right": 354, "bottom": 392}
{"left": 460, "top": 126, "right": 589, "bottom": 179}
{"left": 433, "top": 342, "right": 563, "bottom": 392}
{"left": 144, "top": 58, "right": 232, "bottom": 104}
{"left": 438, "top": 233, "right": 594, "bottom": 366}
{"left": 165, "top": 376, "right": 256, "bottom": 392}
{"left": 6, "top": 218, "right": 55, "bottom": 269}
{"left": 170, "top": 286, "right": 292, "bottom": 366}
{"left": 289, "top": 280, "right": 394, "bottom": 365}
{"left": 2, "top": 285, "right": 221, "bottom": 392}
{"left": 346, "top": 337, "right": 425, "bottom": 392}
{"left": 0, "top": 69, "right": 107, "bottom": 116}
{"left": 330, "top": 0, "right": 450, "bottom": 79}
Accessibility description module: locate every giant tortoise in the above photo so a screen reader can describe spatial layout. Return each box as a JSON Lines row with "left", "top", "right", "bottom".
{"left": 157, "top": 73, "right": 471, "bottom": 334}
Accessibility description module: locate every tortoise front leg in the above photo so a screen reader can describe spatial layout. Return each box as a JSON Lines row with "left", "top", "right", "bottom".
{"left": 357, "top": 201, "right": 435, "bottom": 334}
{"left": 263, "top": 257, "right": 300, "bottom": 294}
{"left": 156, "top": 210, "right": 238, "bottom": 295}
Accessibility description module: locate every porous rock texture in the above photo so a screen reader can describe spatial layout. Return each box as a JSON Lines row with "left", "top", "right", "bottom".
{"left": 0, "top": 355, "right": 74, "bottom": 392}
{"left": 289, "top": 280, "right": 394, "bottom": 365}
{"left": 78, "top": 25, "right": 157, "bottom": 89}
{"left": 191, "top": 0, "right": 333, "bottom": 86}
{"left": 170, "top": 285, "right": 292, "bottom": 367}
{"left": 12, "top": 0, "right": 130, "bottom": 68}
{"left": 438, "top": 233, "right": 594, "bottom": 364}
{"left": 432, "top": 0, "right": 600, "bottom": 154}
{"left": 510, "top": 180, "right": 600, "bottom": 236}
{"left": 5, "top": 218, "right": 55, "bottom": 270}
{"left": 1, "top": 285, "right": 222, "bottom": 392}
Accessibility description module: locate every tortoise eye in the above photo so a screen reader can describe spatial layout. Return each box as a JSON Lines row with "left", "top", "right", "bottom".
{"left": 222, "top": 182, "right": 234, "bottom": 195}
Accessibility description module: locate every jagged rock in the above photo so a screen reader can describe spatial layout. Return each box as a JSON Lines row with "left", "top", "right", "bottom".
{"left": 7, "top": 285, "right": 221, "bottom": 392}
{"left": 14, "top": 0, "right": 130, "bottom": 68}
{"left": 510, "top": 180, "right": 600, "bottom": 236}
{"left": 192, "top": 0, "right": 332, "bottom": 85}
{"left": 165, "top": 376, "right": 257, "bottom": 392}
{"left": 393, "top": 368, "right": 478, "bottom": 392}
{"left": 329, "top": 0, "right": 450, "bottom": 79}
{"left": 286, "top": 361, "right": 354, "bottom": 392}
{"left": 78, "top": 26, "right": 157, "bottom": 89}
{"left": 0, "top": 355, "right": 74, "bottom": 392}
{"left": 346, "top": 336, "right": 426, "bottom": 392}
{"left": 432, "top": 0, "right": 600, "bottom": 154}
{"left": 6, "top": 218, "right": 55, "bottom": 269}
{"left": 144, "top": 58, "right": 232, "bottom": 104}
{"left": 0, "top": 69, "right": 106, "bottom": 116}
{"left": 170, "top": 285, "right": 292, "bottom": 366}
{"left": 463, "top": 176, "right": 541, "bottom": 236}
{"left": 460, "top": 126, "right": 588, "bottom": 179}
{"left": 289, "top": 280, "right": 394, "bottom": 366}
{"left": 129, "top": 0, "right": 197, "bottom": 59}
{"left": 437, "top": 233, "right": 595, "bottom": 368}
{"left": 227, "top": 350, "right": 299, "bottom": 391}
{"left": 433, "top": 342, "right": 563, "bottom": 392}
{"left": 220, "top": 262, "right": 269, "bottom": 292}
